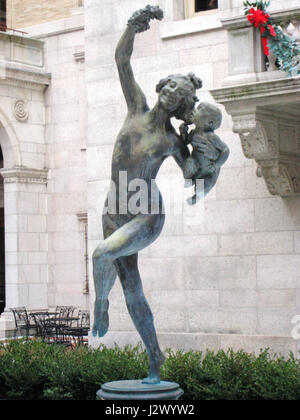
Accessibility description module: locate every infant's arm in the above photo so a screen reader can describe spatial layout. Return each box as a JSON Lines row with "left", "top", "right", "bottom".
{"left": 191, "top": 131, "right": 206, "bottom": 146}
{"left": 212, "top": 134, "right": 229, "bottom": 168}
{"left": 179, "top": 123, "right": 195, "bottom": 145}
{"left": 191, "top": 132, "right": 219, "bottom": 163}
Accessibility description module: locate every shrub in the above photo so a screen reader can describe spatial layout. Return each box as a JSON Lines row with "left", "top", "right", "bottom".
{"left": 0, "top": 340, "right": 299, "bottom": 400}
{"left": 162, "top": 348, "right": 300, "bottom": 400}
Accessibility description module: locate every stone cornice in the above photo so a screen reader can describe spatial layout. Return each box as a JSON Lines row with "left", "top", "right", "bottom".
{"left": 0, "top": 166, "right": 48, "bottom": 184}
{"left": 28, "top": 13, "right": 85, "bottom": 40}
{"left": 211, "top": 76, "right": 300, "bottom": 104}
{"left": 221, "top": 7, "right": 300, "bottom": 29}
{"left": 271, "top": 7, "right": 300, "bottom": 24}
{"left": 0, "top": 32, "right": 44, "bottom": 48}
{"left": 0, "top": 65, "right": 51, "bottom": 91}
{"left": 35, "top": 24, "right": 84, "bottom": 39}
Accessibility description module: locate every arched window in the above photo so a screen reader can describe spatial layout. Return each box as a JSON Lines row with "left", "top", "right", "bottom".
{"left": 0, "top": 146, "right": 4, "bottom": 314}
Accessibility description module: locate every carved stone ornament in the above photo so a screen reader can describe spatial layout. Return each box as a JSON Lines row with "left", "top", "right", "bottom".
{"left": 233, "top": 114, "right": 280, "bottom": 159}
{"left": 233, "top": 117, "right": 268, "bottom": 159}
{"left": 232, "top": 114, "right": 300, "bottom": 196}
{"left": 211, "top": 75, "right": 300, "bottom": 197}
{"left": 0, "top": 166, "right": 48, "bottom": 184}
{"left": 14, "top": 99, "right": 29, "bottom": 122}
{"left": 258, "top": 160, "right": 300, "bottom": 196}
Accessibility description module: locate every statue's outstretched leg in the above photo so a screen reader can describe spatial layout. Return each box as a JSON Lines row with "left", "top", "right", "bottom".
{"left": 92, "top": 213, "right": 164, "bottom": 349}
{"left": 92, "top": 217, "right": 118, "bottom": 338}
{"left": 115, "top": 254, "right": 165, "bottom": 384}
{"left": 93, "top": 256, "right": 117, "bottom": 337}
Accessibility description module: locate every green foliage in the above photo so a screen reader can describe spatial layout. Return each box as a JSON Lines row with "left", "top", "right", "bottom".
{"left": 243, "top": 1, "right": 270, "bottom": 13}
{"left": 0, "top": 340, "right": 149, "bottom": 400}
{"left": 163, "top": 348, "right": 300, "bottom": 400}
{"left": 269, "top": 27, "right": 300, "bottom": 76}
{"left": 0, "top": 340, "right": 300, "bottom": 400}
{"left": 243, "top": 1, "right": 300, "bottom": 76}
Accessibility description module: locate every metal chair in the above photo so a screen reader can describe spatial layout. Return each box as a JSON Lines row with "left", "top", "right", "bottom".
{"left": 51, "top": 306, "right": 76, "bottom": 346}
{"left": 76, "top": 310, "right": 90, "bottom": 345}
{"left": 10, "top": 307, "right": 37, "bottom": 339}
{"left": 31, "top": 312, "right": 52, "bottom": 341}
{"left": 65, "top": 310, "right": 90, "bottom": 346}
{"left": 33, "top": 313, "right": 72, "bottom": 346}
{"left": 55, "top": 306, "right": 75, "bottom": 320}
{"left": 33, "top": 316, "right": 56, "bottom": 344}
{"left": 79, "top": 310, "right": 90, "bottom": 328}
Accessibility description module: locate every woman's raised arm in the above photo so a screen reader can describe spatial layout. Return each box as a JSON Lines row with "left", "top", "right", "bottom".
{"left": 115, "top": 6, "right": 163, "bottom": 116}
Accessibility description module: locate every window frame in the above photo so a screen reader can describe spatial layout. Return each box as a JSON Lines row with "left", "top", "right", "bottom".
{"left": 184, "top": 0, "right": 218, "bottom": 19}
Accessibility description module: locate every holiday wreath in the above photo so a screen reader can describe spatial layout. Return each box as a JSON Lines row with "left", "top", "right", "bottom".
{"left": 244, "top": 1, "right": 300, "bottom": 76}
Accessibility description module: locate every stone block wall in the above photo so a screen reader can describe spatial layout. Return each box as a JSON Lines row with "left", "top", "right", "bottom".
{"left": 7, "top": 0, "right": 82, "bottom": 29}
{"left": 86, "top": 0, "right": 300, "bottom": 356}
{"left": 0, "top": 33, "right": 50, "bottom": 316}
{"left": 24, "top": 13, "right": 88, "bottom": 309}
{"left": 3, "top": 178, "right": 48, "bottom": 310}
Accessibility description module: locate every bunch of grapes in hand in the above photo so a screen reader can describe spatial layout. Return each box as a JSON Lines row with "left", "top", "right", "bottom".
{"left": 128, "top": 5, "right": 164, "bottom": 33}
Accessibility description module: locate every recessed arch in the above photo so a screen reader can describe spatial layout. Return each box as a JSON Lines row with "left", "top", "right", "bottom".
{"left": 0, "top": 145, "right": 4, "bottom": 313}
{"left": 0, "top": 107, "right": 22, "bottom": 169}
{"left": 0, "top": 107, "right": 22, "bottom": 315}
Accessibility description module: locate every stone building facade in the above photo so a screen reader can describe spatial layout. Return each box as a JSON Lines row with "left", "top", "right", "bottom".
{"left": 0, "top": 4, "right": 87, "bottom": 331}
{"left": 0, "top": 0, "right": 299, "bottom": 356}
{"left": 6, "top": 0, "right": 83, "bottom": 29}
{"left": 85, "top": 0, "right": 300, "bottom": 356}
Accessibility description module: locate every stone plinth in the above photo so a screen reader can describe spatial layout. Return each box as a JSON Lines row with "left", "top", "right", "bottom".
{"left": 97, "top": 380, "right": 184, "bottom": 401}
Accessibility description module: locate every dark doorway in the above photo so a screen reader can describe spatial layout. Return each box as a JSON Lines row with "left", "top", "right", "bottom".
{"left": 0, "top": 146, "right": 4, "bottom": 314}
{"left": 195, "top": 0, "right": 218, "bottom": 12}
{"left": 0, "top": 0, "right": 6, "bottom": 31}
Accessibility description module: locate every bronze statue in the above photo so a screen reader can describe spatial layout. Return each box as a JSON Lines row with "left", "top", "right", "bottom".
{"left": 181, "top": 102, "right": 229, "bottom": 204}
{"left": 92, "top": 5, "right": 229, "bottom": 384}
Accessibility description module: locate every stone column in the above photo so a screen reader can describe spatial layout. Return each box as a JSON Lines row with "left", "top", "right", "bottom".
{"left": 0, "top": 166, "right": 48, "bottom": 330}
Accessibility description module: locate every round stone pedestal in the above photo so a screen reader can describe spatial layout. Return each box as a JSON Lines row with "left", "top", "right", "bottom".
{"left": 97, "top": 380, "right": 184, "bottom": 400}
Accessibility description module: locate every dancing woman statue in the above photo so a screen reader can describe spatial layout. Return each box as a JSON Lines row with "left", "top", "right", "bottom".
{"left": 92, "top": 6, "right": 218, "bottom": 384}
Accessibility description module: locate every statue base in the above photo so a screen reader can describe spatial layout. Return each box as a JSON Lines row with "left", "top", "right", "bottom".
{"left": 97, "top": 380, "right": 184, "bottom": 400}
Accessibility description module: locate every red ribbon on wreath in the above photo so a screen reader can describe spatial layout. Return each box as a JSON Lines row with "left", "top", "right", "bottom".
{"left": 247, "top": 7, "right": 276, "bottom": 56}
{"left": 248, "top": 8, "right": 269, "bottom": 27}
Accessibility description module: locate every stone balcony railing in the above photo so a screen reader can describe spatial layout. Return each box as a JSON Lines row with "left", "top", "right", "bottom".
{"left": 220, "top": 7, "right": 300, "bottom": 85}
{"left": 211, "top": 6, "right": 300, "bottom": 197}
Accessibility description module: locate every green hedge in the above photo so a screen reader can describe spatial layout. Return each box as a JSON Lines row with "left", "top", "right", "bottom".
{"left": 0, "top": 340, "right": 299, "bottom": 400}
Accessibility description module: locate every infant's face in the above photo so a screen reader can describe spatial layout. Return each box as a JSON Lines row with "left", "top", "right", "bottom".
{"left": 192, "top": 104, "right": 213, "bottom": 130}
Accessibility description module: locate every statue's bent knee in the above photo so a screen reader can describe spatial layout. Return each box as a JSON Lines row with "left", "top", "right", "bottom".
{"left": 93, "top": 246, "right": 109, "bottom": 263}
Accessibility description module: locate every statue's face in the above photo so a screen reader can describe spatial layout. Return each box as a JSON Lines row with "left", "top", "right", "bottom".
{"left": 158, "top": 79, "right": 185, "bottom": 111}
{"left": 158, "top": 77, "right": 196, "bottom": 122}
{"left": 193, "top": 102, "right": 221, "bottom": 131}
{"left": 193, "top": 104, "right": 214, "bottom": 130}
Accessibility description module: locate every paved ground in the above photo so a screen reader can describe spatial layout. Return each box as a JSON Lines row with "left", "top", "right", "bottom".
{"left": 0, "top": 330, "right": 17, "bottom": 340}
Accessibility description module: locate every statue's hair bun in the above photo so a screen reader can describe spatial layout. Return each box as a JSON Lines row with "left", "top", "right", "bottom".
{"left": 188, "top": 73, "right": 203, "bottom": 89}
